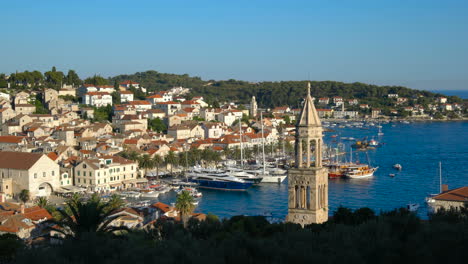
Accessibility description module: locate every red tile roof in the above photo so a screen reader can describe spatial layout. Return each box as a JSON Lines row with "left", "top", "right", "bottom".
{"left": 120, "top": 81, "right": 140, "bottom": 85}
{"left": 433, "top": 187, "right": 468, "bottom": 202}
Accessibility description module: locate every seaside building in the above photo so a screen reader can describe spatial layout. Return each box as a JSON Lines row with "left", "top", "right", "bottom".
{"left": 428, "top": 186, "right": 468, "bottom": 212}
{"left": 286, "top": 83, "right": 328, "bottom": 226}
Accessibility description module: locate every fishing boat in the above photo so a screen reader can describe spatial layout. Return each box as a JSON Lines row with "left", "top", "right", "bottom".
{"left": 140, "top": 189, "right": 159, "bottom": 198}
{"left": 369, "top": 138, "right": 379, "bottom": 146}
{"left": 389, "top": 173, "right": 395, "bottom": 177}
{"left": 393, "top": 164, "right": 402, "bottom": 170}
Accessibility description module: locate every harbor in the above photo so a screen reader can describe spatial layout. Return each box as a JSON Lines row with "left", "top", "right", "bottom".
{"left": 119, "top": 120, "right": 467, "bottom": 220}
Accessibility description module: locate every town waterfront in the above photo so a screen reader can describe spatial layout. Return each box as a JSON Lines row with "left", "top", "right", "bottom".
{"left": 157, "top": 121, "right": 468, "bottom": 219}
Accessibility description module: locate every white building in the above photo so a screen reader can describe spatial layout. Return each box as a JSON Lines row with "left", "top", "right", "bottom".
{"left": 119, "top": 91, "right": 134, "bottom": 103}
{"left": 0, "top": 151, "right": 60, "bottom": 197}
{"left": 82, "top": 92, "right": 113, "bottom": 107}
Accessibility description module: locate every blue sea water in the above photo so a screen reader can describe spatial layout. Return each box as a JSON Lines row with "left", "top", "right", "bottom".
{"left": 431, "top": 90, "right": 468, "bottom": 99}
{"left": 157, "top": 121, "right": 468, "bottom": 219}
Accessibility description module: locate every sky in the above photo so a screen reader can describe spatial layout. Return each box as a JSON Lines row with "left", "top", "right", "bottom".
{"left": 1, "top": 0, "right": 467, "bottom": 91}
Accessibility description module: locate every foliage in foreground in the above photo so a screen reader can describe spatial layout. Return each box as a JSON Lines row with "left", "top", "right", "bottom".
{"left": 3, "top": 206, "right": 468, "bottom": 264}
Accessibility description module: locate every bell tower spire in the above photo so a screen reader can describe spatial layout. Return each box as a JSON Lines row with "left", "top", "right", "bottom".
{"left": 286, "top": 82, "right": 328, "bottom": 226}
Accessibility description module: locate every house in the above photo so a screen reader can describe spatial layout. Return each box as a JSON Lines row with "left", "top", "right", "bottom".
{"left": 180, "top": 100, "right": 201, "bottom": 109}
{"left": 371, "top": 109, "right": 381, "bottom": 118}
{"left": 0, "top": 203, "right": 53, "bottom": 239}
{"left": 82, "top": 92, "right": 112, "bottom": 107}
{"left": 318, "top": 98, "right": 329, "bottom": 104}
{"left": 202, "top": 122, "right": 226, "bottom": 139}
{"left": 58, "top": 88, "right": 76, "bottom": 97}
{"left": 127, "top": 100, "right": 152, "bottom": 112}
{"left": 0, "top": 108, "right": 16, "bottom": 124}
{"left": 15, "top": 104, "right": 36, "bottom": 115}
{"left": 120, "top": 81, "right": 146, "bottom": 92}
{"left": 14, "top": 92, "right": 30, "bottom": 105}
{"left": 440, "top": 104, "right": 453, "bottom": 111}
{"left": 218, "top": 110, "right": 242, "bottom": 126}
{"left": 0, "top": 136, "right": 28, "bottom": 150}
{"left": 316, "top": 109, "right": 333, "bottom": 118}
{"left": 154, "top": 101, "right": 181, "bottom": 116}
{"left": 143, "top": 109, "right": 165, "bottom": 120}
{"left": 119, "top": 91, "right": 134, "bottom": 103}
{"left": 347, "top": 99, "right": 358, "bottom": 105}
{"left": 107, "top": 208, "right": 144, "bottom": 229}
{"left": 333, "top": 96, "right": 343, "bottom": 106}
{"left": 272, "top": 106, "right": 291, "bottom": 114}
{"left": 74, "top": 156, "right": 140, "bottom": 192}
{"left": 146, "top": 94, "right": 165, "bottom": 104}
{"left": 167, "top": 125, "right": 191, "bottom": 140}
{"left": 359, "top": 104, "right": 370, "bottom": 109}
{"left": 428, "top": 186, "right": 468, "bottom": 212}
{"left": 0, "top": 151, "right": 60, "bottom": 197}
{"left": 437, "top": 97, "right": 448, "bottom": 104}
{"left": 387, "top": 94, "right": 399, "bottom": 98}
{"left": 200, "top": 108, "right": 218, "bottom": 122}
{"left": 396, "top": 97, "right": 408, "bottom": 104}
{"left": 77, "top": 84, "right": 115, "bottom": 97}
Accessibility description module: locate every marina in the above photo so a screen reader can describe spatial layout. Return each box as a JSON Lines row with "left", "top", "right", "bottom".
{"left": 144, "top": 121, "right": 467, "bottom": 220}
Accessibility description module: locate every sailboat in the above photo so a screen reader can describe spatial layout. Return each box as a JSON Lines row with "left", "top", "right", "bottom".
{"left": 426, "top": 162, "right": 443, "bottom": 205}
{"left": 258, "top": 112, "right": 287, "bottom": 183}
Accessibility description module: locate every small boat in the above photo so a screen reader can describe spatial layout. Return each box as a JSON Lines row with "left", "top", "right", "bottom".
{"left": 389, "top": 173, "right": 395, "bottom": 177}
{"left": 393, "top": 164, "right": 402, "bottom": 170}
{"left": 406, "top": 203, "right": 420, "bottom": 212}
{"left": 140, "top": 190, "right": 159, "bottom": 198}
{"left": 330, "top": 134, "right": 338, "bottom": 138}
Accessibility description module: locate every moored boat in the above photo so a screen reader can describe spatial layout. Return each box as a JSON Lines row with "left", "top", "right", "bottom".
{"left": 345, "top": 165, "right": 378, "bottom": 179}
{"left": 188, "top": 172, "right": 254, "bottom": 191}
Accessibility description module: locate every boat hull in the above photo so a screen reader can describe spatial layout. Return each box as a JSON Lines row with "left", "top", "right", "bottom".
{"left": 189, "top": 179, "right": 253, "bottom": 191}
{"left": 260, "top": 175, "right": 287, "bottom": 183}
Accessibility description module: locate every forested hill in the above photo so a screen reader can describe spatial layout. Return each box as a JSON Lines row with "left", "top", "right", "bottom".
{"left": 110, "top": 70, "right": 462, "bottom": 108}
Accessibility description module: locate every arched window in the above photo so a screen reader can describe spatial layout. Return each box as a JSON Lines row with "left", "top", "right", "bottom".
{"left": 295, "top": 185, "right": 300, "bottom": 208}
{"left": 306, "top": 186, "right": 311, "bottom": 209}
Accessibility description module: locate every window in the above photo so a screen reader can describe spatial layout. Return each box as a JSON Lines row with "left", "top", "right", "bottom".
{"left": 83, "top": 179, "right": 86, "bottom": 184}
{"left": 77, "top": 171, "right": 80, "bottom": 176}
{"left": 98, "top": 172, "right": 100, "bottom": 177}
{"left": 124, "top": 167, "right": 126, "bottom": 171}
{"left": 98, "top": 180, "right": 100, "bottom": 184}
{"left": 43, "top": 172, "right": 46, "bottom": 177}
{"left": 78, "top": 179, "right": 80, "bottom": 183}
{"left": 131, "top": 166, "right": 133, "bottom": 170}
{"left": 34, "top": 173, "right": 37, "bottom": 179}
{"left": 67, "top": 180, "right": 69, "bottom": 185}
{"left": 52, "top": 171, "right": 55, "bottom": 176}
{"left": 6, "top": 185, "right": 8, "bottom": 189}
{"left": 83, "top": 164, "right": 87, "bottom": 169}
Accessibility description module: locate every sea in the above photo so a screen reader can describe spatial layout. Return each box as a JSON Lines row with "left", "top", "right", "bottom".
{"left": 156, "top": 121, "right": 468, "bottom": 220}
{"left": 431, "top": 90, "right": 468, "bottom": 99}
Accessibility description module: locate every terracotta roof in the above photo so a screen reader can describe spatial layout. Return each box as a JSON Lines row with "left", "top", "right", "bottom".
{"left": 47, "top": 152, "right": 59, "bottom": 161}
{"left": 433, "top": 187, "right": 468, "bottom": 202}
{"left": 85, "top": 92, "right": 110, "bottom": 96}
{"left": 120, "top": 81, "right": 140, "bottom": 85}
{"left": 120, "top": 91, "right": 133, "bottom": 94}
{"left": 147, "top": 94, "right": 163, "bottom": 99}
{"left": 128, "top": 100, "right": 151, "bottom": 105}
{"left": 0, "top": 136, "right": 26, "bottom": 144}
{"left": 151, "top": 202, "right": 173, "bottom": 213}
{"left": 0, "top": 151, "right": 47, "bottom": 170}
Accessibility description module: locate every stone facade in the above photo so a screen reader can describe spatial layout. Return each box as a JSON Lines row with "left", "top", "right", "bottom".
{"left": 286, "top": 82, "right": 328, "bottom": 226}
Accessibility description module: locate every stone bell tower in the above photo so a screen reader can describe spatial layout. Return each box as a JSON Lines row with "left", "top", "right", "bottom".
{"left": 286, "top": 82, "right": 328, "bottom": 226}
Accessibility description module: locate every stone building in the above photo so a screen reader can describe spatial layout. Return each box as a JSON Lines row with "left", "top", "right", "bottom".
{"left": 250, "top": 96, "right": 258, "bottom": 118}
{"left": 428, "top": 186, "right": 468, "bottom": 212}
{"left": 286, "top": 82, "right": 328, "bottom": 226}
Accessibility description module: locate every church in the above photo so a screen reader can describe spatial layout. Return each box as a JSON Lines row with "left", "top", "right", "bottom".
{"left": 286, "top": 82, "right": 329, "bottom": 226}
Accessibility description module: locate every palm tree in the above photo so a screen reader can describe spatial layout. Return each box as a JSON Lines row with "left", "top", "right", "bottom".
{"left": 36, "top": 196, "right": 48, "bottom": 208}
{"left": 138, "top": 154, "right": 155, "bottom": 178}
{"left": 152, "top": 154, "right": 163, "bottom": 180}
{"left": 19, "top": 189, "right": 30, "bottom": 204}
{"left": 47, "top": 195, "right": 127, "bottom": 239}
{"left": 106, "top": 194, "right": 125, "bottom": 213}
{"left": 165, "top": 151, "right": 179, "bottom": 175}
{"left": 175, "top": 191, "right": 195, "bottom": 228}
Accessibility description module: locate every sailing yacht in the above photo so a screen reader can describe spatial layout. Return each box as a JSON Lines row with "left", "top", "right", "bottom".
{"left": 426, "top": 162, "right": 443, "bottom": 205}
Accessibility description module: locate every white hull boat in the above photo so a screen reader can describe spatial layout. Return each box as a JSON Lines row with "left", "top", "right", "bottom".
{"left": 260, "top": 175, "right": 287, "bottom": 183}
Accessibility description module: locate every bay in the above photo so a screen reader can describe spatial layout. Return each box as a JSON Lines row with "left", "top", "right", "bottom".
{"left": 158, "top": 121, "right": 468, "bottom": 219}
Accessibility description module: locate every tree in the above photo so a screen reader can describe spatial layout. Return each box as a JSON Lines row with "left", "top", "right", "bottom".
{"left": 165, "top": 151, "right": 179, "bottom": 175}
{"left": 44, "top": 66, "right": 64, "bottom": 89}
{"left": 138, "top": 154, "right": 154, "bottom": 178}
{"left": 18, "top": 189, "right": 30, "bottom": 204}
{"left": 84, "top": 75, "right": 108, "bottom": 86}
{"left": 46, "top": 194, "right": 127, "bottom": 239}
{"left": 148, "top": 117, "right": 167, "bottom": 132}
{"left": 175, "top": 190, "right": 195, "bottom": 228}
{"left": 152, "top": 155, "right": 163, "bottom": 179}
{"left": 65, "top": 70, "right": 81, "bottom": 87}
{"left": 36, "top": 197, "right": 48, "bottom": 208}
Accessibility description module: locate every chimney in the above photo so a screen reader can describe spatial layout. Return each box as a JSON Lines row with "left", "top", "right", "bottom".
{"left": 20, "top": 203, "right": 25, "bottom": 214}
{"left": 442, "top": 184, "right": 449, "bottom": 192}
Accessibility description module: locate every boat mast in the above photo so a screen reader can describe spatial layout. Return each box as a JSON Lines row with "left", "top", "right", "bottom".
{"left": 439, "top": 161, "right": 442, "bottom": 193}
{"left": 350, "top": 146, "right": 353, "bottom": 164}
{"left": 239, "top": 117, "right": 244, "bottom": 169}
{"left": 261, "top": 112, "right": 266, "bottom": 175}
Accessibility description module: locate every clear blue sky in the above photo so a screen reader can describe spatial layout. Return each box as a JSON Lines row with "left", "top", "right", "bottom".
{"left": 1, "top": 0, "right": 467, "bottom": 91}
